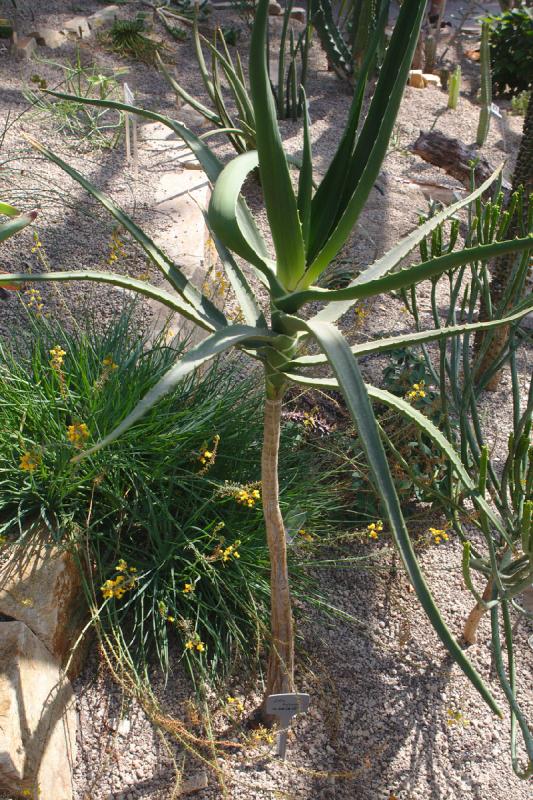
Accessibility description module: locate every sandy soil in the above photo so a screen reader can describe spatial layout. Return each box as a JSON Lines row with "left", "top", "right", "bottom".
{"left": 0, "top": 2, "right": 531, "bottom": 799}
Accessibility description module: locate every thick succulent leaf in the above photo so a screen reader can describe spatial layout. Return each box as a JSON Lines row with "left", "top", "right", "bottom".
{"left": 157, "top": 54, "right": 221, "bottom": 124}
{"left": 289, "top": 319, "right": 503, "bottom": 715}
{"left": 0, "top": 270, "right": 218, "bottom": 331}
{"left": 289, "top": 298, "right": 533, "bottom": 366}
{"left": 208, "top": 150, "right": 285, "bottom": 296}
{"left": 307, "top": 0, "right": 391, "bottom": 261}
{"left": 28, "top": 136, "right": 227, "bottom": 330}
{"left": 0, "top": 210, "right": 37, "bottom": 243}
{"left": 297, "top": 91, "right": 313, "bottom": 251}
{"left": 204, "top": 223, "right": 267, "bottom": 327}
{"left": 314, "top": 167, "right": 503, "bottom": 323}
{"left": 72, "top": 326, "right": 270, "bottom": 461}
{"left": 202, "top": 34, "right": 256, "bottom": 126}
{"left": 278, "top": 236, "right": 533, "bottom": 311}
{"left": 304, "top": 0, "right": 427, "bottom": 282}
{"left": 0, "top": 202, "right": 22, "bottom": 218}
{"left": 249, "top": 0, "right": 306, "bottom": 289}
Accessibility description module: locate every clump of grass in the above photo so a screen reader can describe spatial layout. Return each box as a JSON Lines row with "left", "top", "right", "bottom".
{"left": 0, "top": 307, "right": 356, "bottom": 686}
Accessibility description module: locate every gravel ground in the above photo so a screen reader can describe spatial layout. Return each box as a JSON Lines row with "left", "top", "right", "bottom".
{"left": 1, "top": 2, "right": 531, "bottom": 799}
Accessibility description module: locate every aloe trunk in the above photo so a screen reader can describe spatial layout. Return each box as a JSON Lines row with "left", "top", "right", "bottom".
{"left": 475, "top": 90, "right": 533, "bottom": 389}
{"left": 261, "top": 385, "right": 294, "bottom": 704}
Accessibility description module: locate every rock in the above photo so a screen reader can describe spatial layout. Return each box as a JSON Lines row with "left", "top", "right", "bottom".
{"left": 268, "top": 1, "right": 282, "bottom": 15}
{"left": 12, "top": 34, "right": 36, "bottom": 60}
{"left": 290, "top": 7, "right": 307, "bottom": 23}
{"left": 422, "top": 72, "right": 442, "bottom": 88}
{"left": 88, "top": 5, "right": 120, "bottom": 29}
{"left": 179, "top": 770, "right": 208, "bottom": 795}
{"left": 0, "top": 621, "right": 76, "bottom": 798}
{"left": 63, "top": 16, "right": 91, "bottom": 39}
{"left": 0, "top": 529, "right": 87, "bottom": 675}
{"left": 30, "top": 27, "right": 65, "bottom": 49}
{"left": 408, "top": 69, "right": 426, "bottom": 89}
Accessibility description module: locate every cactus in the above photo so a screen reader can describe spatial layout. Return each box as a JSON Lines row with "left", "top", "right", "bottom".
{"left": 476, "top": 22, "right": 492, "bottom": 146}
{"left": 448, "top": 64, "right": 461, "bottom": 109}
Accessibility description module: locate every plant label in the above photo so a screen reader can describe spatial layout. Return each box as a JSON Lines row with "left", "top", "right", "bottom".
{"left": 490, "top": 102, "right": 502, "bottom": 118}
{"left": 265, "top": 692, "right": 310, "bottom": 760}
{"left": 123, "top": 83, "right": 138, "bottom": 176}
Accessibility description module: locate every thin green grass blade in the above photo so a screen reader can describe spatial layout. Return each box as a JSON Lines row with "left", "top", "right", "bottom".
{"left": 0, "top": 270, "right": 218, "bottom": 331}
{"left": 249, "top": 0, "right": 306, "bottom": 289}
{"left": 72, "top": 325, "right": 270, "bottom": 461}
{"left": 27, "top": 136, "right": 227, "bottom": 330}
{"left": 291, "top": 319, "right": 503, "bottom": 716}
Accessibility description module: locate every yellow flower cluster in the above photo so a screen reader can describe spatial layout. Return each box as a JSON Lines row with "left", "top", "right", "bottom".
{"left": 19, "top": 450, "right": 41, "bottom": 473}
{"left": 102, "top": 355, "right": 118, "bottom": 371}
{"left": 298, "top": 529, "right": 314, "bottom": 542}
{"left": 303, "top": 411, "right": 316, "bottom": 429}
{"left": 406, "top": 380, "right": 426, "bottom": 401}
{"left": 236, "top": 488, "right": 260, "bottom": 508}
{"left": 67, "top": 422, "right": 90, "bottom": 447}
{"left": 429, "top": 526, "right": 450, "bottom": 545}
{"left": 24, "top": 287, "right": 44, "bottom": 315}
{"left": 247, "top": 725, "right": 275, "bottom": 747}
{"left": 185, "top": 638, "right": 205, "bottom": 653}
{"left": 222, "top": 540, "right": 241, "bottom": 562}
{"left": 367, "top": 520, "right": 384, "bottom": 540}
{"left": 198, "top": 435, "right": 220, "bottom": 472}
{"left": 227, "top": 696, "right": 244, "bottom": 714}
{"left": 446, "top": 708, "right": 469, "bottom": 727}
{"left": 49, "top": 345, "right": 66, "bottom": 370}
{"left": 101, "top": 559, "right": 138, "bottom": 600}
{"left": 182, "top": 582, "right": 195, "bottom": 594}
{"left": 107, "top": 230, "right": 126, "bottom": 265}
{"left": 31, "top": 232, "right": 42, "bottom": 253}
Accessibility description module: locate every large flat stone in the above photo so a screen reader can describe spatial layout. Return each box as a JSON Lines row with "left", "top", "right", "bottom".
{"left": 0, "top": 621, "right": 76, "bottom": 798}
{"left": 0, "top": 529, "right": 86, "bottom": 675}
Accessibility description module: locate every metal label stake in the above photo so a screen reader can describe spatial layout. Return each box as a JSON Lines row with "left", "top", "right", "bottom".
{"left": 123, "top": 82, "right": 138, "bottom": 178}
{"left": 265, "top": 692, "right": 310, "bottom": 760}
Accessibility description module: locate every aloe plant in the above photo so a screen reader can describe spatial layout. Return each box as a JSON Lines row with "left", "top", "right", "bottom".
{"left": 0, "top": 202, "right": 36, "bottom": 298}
{"left": 2, "top": 0, "right": 533, "bottom": 737}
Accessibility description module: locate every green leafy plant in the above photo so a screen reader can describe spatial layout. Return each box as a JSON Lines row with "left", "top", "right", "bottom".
{"left": 0, "top": 308, "right": 351, "bottom": 685}
{"left": 24, "top": 51, "right": 127, "bottom": 149}
{"left": 106, "top": 14, "right": 161, "bottom": 62}
{"left": 311, "top": 0, "right": 390, "bottom": 83}
{"left": 3, "top": 0, "right": 533, "bottom": 758}
{"left": 485, "top": 5, "right": 533, "bottom": 95}
{"left": 511, "top": 89, "right": 531, "bottom": 115}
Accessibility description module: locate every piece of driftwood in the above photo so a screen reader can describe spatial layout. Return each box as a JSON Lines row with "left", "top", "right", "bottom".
{"left": 411, "top": 130, "right": 509, "bottom": 192}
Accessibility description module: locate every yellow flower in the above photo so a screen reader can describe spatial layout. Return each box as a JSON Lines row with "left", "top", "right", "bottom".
{"left": 195, "top": 641, "right": 205, "bottom": 652}
{"left": 67, "top": 422, "right": 90, "bottom": 447}
{"left": 222, "top": 540, "right": 241, "bottom": 562}
{"left": 101, "top": 560, "right": 138, "bottom": 599}
{"left": 429, "top": 525, "right": 450, "bottom": 545}
{"left": 102, "top": 356, "right": 118, "bottom": 370}
{"left": 367, "top": 520, "right": 384, "bottom": 540}
{"left": 185, "top": 640, "right": 195, "bottom": 650}
{"left": 183, "top": 582, "right": 194, "bottom": 594}
{"left": 19, "top": 451, "right": 41, "bottom": 473}
{"left": 227, "top": 696, "right": 244, "bottom": 713}
{"left": 298, "top": 529, "right": 314, "bottom": 542}
{"left": 49, "top": 345, "right": 66, "bottom": 369}
{"left": 197, "top": 435, "right": 220, "bottom": 471}
{"left": 406, "top": 380, "right": 427, "bottom": 401}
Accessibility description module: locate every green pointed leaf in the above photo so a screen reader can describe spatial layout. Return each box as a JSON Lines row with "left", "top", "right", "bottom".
{"left": 73, "top": 325, "right": 271, "bottom": 461}
{"left": 278, "top": 236, "right": 533, "bottom": 311}
{"left": 313, "top": 166, "right": 504, "bottom": 324}
{"left": 28, "top": 136, "right": 227, "bottom": 330}
{"left": 0, "top": 270, "right": 218, "bottom": 331}
{"left": 249, "top": 0, "right": 306, "bottom": 289}
{"left": 288, "top": 298, "right": 533, "bottom": 366}
{"left": 0, "top": 210, "right": 37, "bottom": 243}
{"left": 297, "top": 91, "right": 313, "bottom": 251}
{"left": 157, "top": 54, "right": 221, "bottom": 124}
{"left": 0, "top": 202, "right": 22, "bottom": 218}
{"left": 291, "top": 319, "right": 503, "bottom": 716}
{"left": 304, "top": 0, "right": 427, "bottom": 283}
{"left": 208, "top": 150, "right": 285, "bottom": 296}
